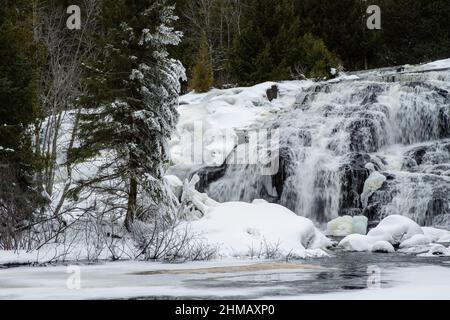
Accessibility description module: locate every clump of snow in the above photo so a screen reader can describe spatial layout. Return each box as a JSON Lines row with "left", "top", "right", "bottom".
{"left": 399, "top": 234, "right": 431, "bottom": 248}
{"left": 164, "top": 175, "right": 183, "bottom": 199}
{"left": 180, "top": 174, "right": 219, "bottom": 219}
{"left": 361, "top": 171, "right": 386, "bottom": 207}
{"left": 185, "top": 201, "right": 332, "bottom": 258}
{"left": 371, "top": 241, "right": 395, "bottom": 253}
{"left": 252, "top": 199, "right": 268, "bottom": 205}
{"left": 326, "top": 215, "right": 368, "bottom": 236}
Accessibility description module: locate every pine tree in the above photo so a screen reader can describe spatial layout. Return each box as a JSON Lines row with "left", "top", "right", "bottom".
{"left": 0, "top": 0, "right": 44, "bottom": 246}
{"left": 230, "top": 0, "right": 340, "bottom": 84}
{"left": 189, "top": 32, "right": 214, "bottom": 92}
{"left": 72, "top": 0, "right": 185, "bottom": 230}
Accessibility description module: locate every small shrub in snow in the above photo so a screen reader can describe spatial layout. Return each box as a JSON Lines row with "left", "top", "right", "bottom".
{"left": 131, "top": 218, "right": 216, "bottom": 262}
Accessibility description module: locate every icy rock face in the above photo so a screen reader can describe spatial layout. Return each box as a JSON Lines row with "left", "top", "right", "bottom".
{"left": 353, "top": 216, "right": 369, "bottom": 235}
{"left": 327, "top": 216, "right": 353, "bottom": 236}
{"left": 361, "top": 171, "right": 387, "bottom": 208}
{"left": 339, "top": 153, "right": 374, "bottom": 216}
{"left": 326, "top": 215, "right": 368, "bottom": 236}
{"left": 203, "top": 69, "right": 450, "bottom": 226}
{"left": 190, "top": 163, "right": 227, "bottom": 193}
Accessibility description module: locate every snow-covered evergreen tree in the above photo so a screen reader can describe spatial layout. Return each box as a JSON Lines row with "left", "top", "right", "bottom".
{"left": 73, "top": 0, "right": 186, "bottom": 230}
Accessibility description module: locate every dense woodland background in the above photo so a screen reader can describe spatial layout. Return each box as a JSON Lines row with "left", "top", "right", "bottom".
{"left": 0, "top": 0, "right": 449, "bottom": 254}
{"left": 172, "top": 0, "right": 450, "bottom": 90}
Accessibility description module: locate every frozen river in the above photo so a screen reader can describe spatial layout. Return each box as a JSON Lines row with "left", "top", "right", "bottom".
{"left": 1, "top": 251, "right": 450, "bottom": 300}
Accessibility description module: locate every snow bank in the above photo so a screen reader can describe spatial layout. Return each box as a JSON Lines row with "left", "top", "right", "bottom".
{"left": 186, "top": 200, "right": 332, "bottom": 258}
{"left": 326, "top": 215, "right": 368, "bottom": 236}
{"left": 327, "top": 74, "right": 360, "bottom": 83}
{"left": 417, "top": 58, "right": 450, "bottom": 71}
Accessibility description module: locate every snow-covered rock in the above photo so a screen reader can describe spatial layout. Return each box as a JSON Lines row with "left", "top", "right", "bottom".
{"left": 399, "top": 234, "right": 431, "bottom": 248}
{"left": 371, "top": 241, "right": 395, "bottom": 253}
{"left": 422, "top": 227, "right": 448, "bottom": 242}
{"left": 438, "top": 234, "right": 450, "bottom": 243}
{"left": 422, "top": 227, "right": 450, "bottom": 243}
{"left": 339, "top": 234, "right": 375, "bottom": 252}
{"left": 367, "top": 215, "right": 423, "bottom": 245}
{"left": 326, "top": 215, "right": 368, "bottom": 236}
{"left": 186, "top": 201, "right": 332, "bottom": 258}
{"left": 419, "top": 244, "right": 450, "bottom": 257}
{"left": 339, "top": 215, "right": 425, "bottom": 252}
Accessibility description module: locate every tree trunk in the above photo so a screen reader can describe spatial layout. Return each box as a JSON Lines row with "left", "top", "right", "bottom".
{"left": 125, "top": 177, "right": 137, "bottom": 231}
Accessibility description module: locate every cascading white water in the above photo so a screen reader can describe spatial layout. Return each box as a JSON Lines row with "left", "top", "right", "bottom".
{"left": 205, "top": 70, "right": 450, "bottom": 225}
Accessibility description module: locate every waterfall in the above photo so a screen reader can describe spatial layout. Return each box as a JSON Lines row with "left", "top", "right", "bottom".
{"left": 202, "top": 70, "right": 450, "bottom": 226}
